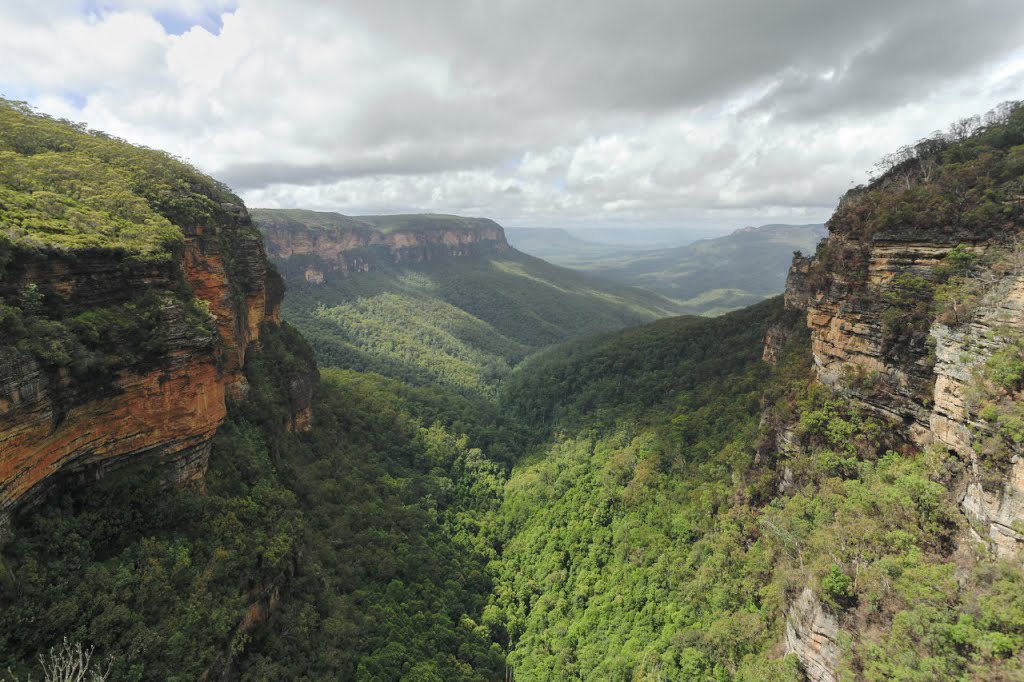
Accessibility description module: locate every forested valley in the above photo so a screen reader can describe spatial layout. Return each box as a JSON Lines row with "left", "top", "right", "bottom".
{"left": 3, "top": 98, "right": 1024, "bottom": 682}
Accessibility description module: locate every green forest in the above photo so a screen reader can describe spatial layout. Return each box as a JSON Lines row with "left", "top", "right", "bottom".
{"left": 8, "top": 291, "right": 1022, "bottom": 680}
{"left": 271, "top": 247, "right": 678, "bottom": 398}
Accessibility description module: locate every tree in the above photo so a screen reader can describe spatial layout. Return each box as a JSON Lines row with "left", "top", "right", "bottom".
{"left": 3, "top": 639, "right": 111, "bottom": 682}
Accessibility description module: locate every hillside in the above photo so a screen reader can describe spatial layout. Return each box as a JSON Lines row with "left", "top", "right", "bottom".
{"left": 252, "top": 208, "right": 679, "bottom": 396}
{"left": 513, "top": 223, "right": 826, "bottom": 315}
{"left": 0, "top": 98, "right": 515, "bottom": 681}
{"left": 0, "top": 99, "right": 293, "bottom": 519}
{"left": 485, "top": 103, "right": 1024, "bottom": 680}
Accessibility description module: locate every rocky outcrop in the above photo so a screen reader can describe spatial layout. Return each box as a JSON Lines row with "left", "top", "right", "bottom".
{"left": 784, "top": 589, "right": 841, "bottom": 682}
{"left": 785, "top": 235, "right": 1024, "bottom": 559}
{"left": 0, "top": 202, "right": 294, "bottom": 524}
{"left": 930, "top": 275, "right": 1024, "bottom": 556}
{"left": 763, "top": 255, "right": 813, "bottom": 365}
{"left": 765, "top": 105, "right": 1024, "bottom": 679}
{"left": 803, "top": 238, "right": 964, "bottom": 432}
{"left": 771, "top": 221, "right": 1024, "bottom": 678}
{"left": 251, "top": 209, "right": 511, "bottom": 283}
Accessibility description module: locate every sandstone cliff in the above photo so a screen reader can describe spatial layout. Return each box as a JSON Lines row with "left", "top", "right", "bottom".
{"left": 0, "top": 102, "right": 312, "bottom": 531}
{"left": 769, "top": 103, "right": 1024, "bottom": 680}
{"left": 250, "top": 209, "right": 511, "bottom": 284}
{"left": 0, "top": 205, "right": 288, "bottom": 525}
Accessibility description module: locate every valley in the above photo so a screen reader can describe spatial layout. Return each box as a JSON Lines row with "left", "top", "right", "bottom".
{"left": 251, "top": 208, "right": 679, "bottom": 396}
{"left": 2, "top": 95, "right": 1024, "bottom": 682}
{"left": 509, "top": 224, "right": 826, "bottom": 315}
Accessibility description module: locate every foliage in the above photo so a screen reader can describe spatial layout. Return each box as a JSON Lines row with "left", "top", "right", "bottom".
{"left": 0, "top": 97, "right": 253, "bottom": 407}
{"left": 279, "top": 250, "right": 671, "bottom": 397}
{"left": 0, "top": 286, "right": 207, "bottom": 396}
{"left": 964, "top": 328, "right": 1024, "bottom": 486}
{"left": 1, "top": 324, "right": 506, "bottom": 681}
{"left": 6, "top": 99, "right": 1024, "bottom": 681}
{"left": 831, "top": 101, "right": 1024, "bottom": 243}
{"left": 500, "top": 297, "right": 777, "bottom": 439}
{"left": 0, "top": 99, "right": 242, "bottom": 257}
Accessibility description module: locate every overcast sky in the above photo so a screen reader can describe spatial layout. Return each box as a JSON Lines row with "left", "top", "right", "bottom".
{"left": 3, "top": 1, "right": 1024, "bottom": 233}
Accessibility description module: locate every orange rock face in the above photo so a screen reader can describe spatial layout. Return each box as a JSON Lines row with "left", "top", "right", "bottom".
{"left": 0, "top": 209, "right": 283, "bottom": 521}
{"left": 0, "top": 345, "right": 224, "bottom": 511}
{"left": 259, "top": 220, "right": 510, "bottom": 280}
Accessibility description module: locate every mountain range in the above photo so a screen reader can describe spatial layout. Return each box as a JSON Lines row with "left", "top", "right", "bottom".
{"left": 509, "top": 223, "right": 826, "bottom": 314}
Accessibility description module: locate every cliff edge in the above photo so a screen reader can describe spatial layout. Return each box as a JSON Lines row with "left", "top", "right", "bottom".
{"left": 0, "top": 100, "right": 311, "bottom": 529}
{"left": 251, "top": 208, "right": 510, "bottom": 283}
{"left": 770, "top": 101, "right": 1024, "bottom": 679}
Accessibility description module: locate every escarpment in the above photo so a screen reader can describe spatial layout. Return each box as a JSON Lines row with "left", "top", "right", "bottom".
{"left": 768, "top": 103, "right": 1024, "bottom": 679}
{"left": 0, "top": 209, "right": 287, "bottom": 522}
{"left": 0, "top": 101, "right": 312, "bottom": 526}
{"left": 251, "top": 208, "right": 511, "bottom": 283}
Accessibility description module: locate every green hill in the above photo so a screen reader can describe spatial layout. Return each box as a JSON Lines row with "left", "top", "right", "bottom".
{"left": 255, "top": 210, "right": 680, "bottom": 397}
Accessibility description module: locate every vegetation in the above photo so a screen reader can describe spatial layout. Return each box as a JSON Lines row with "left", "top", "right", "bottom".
{"left": 832, "top": 101, "right": 1024, "bottom": 243}
{"left": 0, "top": 97, "right": 255, "bottom": 408}
{"left": 6, "top": 289, "right": 1024, "bottom": 680}
{"left": 279, "top": 249, "right": 676, "bottom": 397}
{"left": 1, "top": 324, "right": 506, "bottom": 681}
{"left": 0, "top": 98, "right": 243, "bottom": 258}
{"left": 878, "top": 243, "right": 984, "bottom": 357}
{"left": 500, "top": 297, "right": 777, "bottom": 438}
{"left": 5, "top": 100, "right": 1024, "bottom": 681}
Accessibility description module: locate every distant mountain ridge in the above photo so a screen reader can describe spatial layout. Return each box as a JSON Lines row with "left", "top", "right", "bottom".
{"left": 504, "top": 227, "right": 657, "bottom": 267}
{"left": 252, "top": 208, "right": 509, "bottom": 283}
{"left": 510, "top": 222, "right": 826, "bottom": 315}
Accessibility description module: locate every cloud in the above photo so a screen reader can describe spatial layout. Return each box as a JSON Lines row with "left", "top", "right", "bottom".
{"left": 2, "top": 0, "right": 1023, "bottom": 230}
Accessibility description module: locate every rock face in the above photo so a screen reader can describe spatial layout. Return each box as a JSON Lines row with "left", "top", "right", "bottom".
{"left": 930, "top": 275, "right": 1024, "bottom": 556}
{"left": 773, "top": 187, "right": 1024, "bottom": 676}
{"left": 784, "top": 589, "right": 841, "bottom": 682}
{"left": 0, "top": 202, "right": 305, "bottom": 525}
{"left": 790, "top": 230, "right": 1024, "bottom": 558}
{"left": 251, "top": 209, "right": 511, "bottom": 283}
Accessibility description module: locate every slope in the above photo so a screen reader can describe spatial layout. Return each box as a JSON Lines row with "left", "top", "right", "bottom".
{"left": 512, "top": 223, "right": 826, "bottom": 315}
{"left": 253, "top": 209, "right": 680, "bottom": 396}
{"left": 484, "top": 102, "right": 1024, "bottom": 681}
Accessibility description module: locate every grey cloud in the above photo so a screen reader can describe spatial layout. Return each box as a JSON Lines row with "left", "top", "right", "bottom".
{"left": 304, "top": 0, "right": 1024, "bottom": 116}
{"left": 222, "top": 0, "right": 1024, "bottom": 197}
{"left": 218, "top": 140, "right": 518, "bottom": 190}
{"left": 750, "top": 0, "right": 1024, "bottom": 120}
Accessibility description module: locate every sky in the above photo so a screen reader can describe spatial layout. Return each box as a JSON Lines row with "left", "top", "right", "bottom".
{"left": 2, "top": 1, "right": 1024, "bottom": 234}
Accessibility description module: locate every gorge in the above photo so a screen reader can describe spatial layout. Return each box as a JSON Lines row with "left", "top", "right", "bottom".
{"left": 2, "top": 98, "right": 1024, "bottom": 681}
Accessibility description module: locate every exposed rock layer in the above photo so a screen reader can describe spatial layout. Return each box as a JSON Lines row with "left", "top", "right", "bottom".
{"left": 0, "top": 203, "right": 304, "bottom": 522}
{"left": 784, "top": 588, "right": 841, "bottom": 682}
{"left": 775, "top": 218, "right": 1024, "bottom": 677}
{"left": 254, "top": 213, "right": 511, "bottom": 283}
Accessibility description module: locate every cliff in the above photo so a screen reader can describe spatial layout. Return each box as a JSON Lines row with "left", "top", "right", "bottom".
{"left": 250, "top": 208, "right": 511, "bottom": 283}
{"left": 769, "top": 102, "right": 1024, "bottom": 680}
{"left": 0, "top": 100, "right": 311, "bottom": 530}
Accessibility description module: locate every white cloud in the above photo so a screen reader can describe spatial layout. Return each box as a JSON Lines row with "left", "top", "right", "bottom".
{"left": 1, "top": 1, "right": 1023, "bottom": 231}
